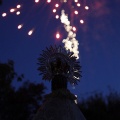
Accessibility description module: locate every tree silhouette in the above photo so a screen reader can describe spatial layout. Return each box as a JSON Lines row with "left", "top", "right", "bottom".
{"left": 0, "top": 0, "right": 2, "bottom": 5}
{"left": 1, "top": 60, "right": 120, "bottom": 120}
{"left": 107, "top": 91, "right": 120, "bottom": 120}
{"left": 0, "top": 60, "right": 46, "bottom": 120}
{"left": 78, "top": 91, "right": 120, "bottom": 120}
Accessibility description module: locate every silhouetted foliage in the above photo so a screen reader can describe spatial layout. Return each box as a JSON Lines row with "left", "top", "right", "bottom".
{"left": 1, "top": 61, "right": 120, "bottom": 120}
{"left": 0, "top": 60, "right": 46, "bottom": 120}
{"left": 78, "top": 92, "right": 120, "bottom": 120}
{"left": 0, "top": 0, "right": 2, "bottom": 5}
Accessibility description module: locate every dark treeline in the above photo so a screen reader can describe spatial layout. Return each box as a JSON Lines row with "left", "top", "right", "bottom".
{"left": 78, "top": 91, "right": 120, "bottom": 120}
{"left": 0, "top": 60, "right": 46, "bottom": 120}
{"left": 0, "top": 60, "right": 120, "bottom": 120}
{"left": 0, "top": 0, "right": 2, "bottom": 5}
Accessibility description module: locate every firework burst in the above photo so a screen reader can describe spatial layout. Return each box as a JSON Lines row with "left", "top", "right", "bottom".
{"left": 1, "top": 0, "right": 90, "bottom": 59}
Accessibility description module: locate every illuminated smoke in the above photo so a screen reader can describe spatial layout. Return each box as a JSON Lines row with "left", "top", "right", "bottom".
{"left": 60, "top": 10, "right": 79, "bottom": 59}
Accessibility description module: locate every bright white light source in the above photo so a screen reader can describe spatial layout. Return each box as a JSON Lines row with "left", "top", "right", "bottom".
{"left": 80, "top": 19, "right": 84, "bottom": 24}
{"left": 56, "top": 33, "right": 60, "bottom": 39}
{"left": 85, "top": 6, "right": 89, "bottom": 10}
{"left": 16, "top": 11, "right": 20, "bottom": 15}
{"left": 55, "top": 4, "right": 59, "bottom": 7}
{"left": 74, "top": 10, "right": 78, "bottom": 15}
{"left": 28, "top": 30, "right": 33, "bottom": 35}
{"left": 73, "top": 27, "right": 76, "bottom": 31}
{"left": 53, "top": 9, "right": 56, "bottom": 13}
{"left": 55, "top": 15, "right": 59, "bottom": 19}
{"left": 47, "top": 0, "right": 51, "bottom": 2}
{"left": 17, "top": 24, "right": 23, "bottom": 29}
{"left": 10, "top": 8, "right": 15, "bottom": 13}
{"left": 74, "top": 0, "right": 78, "bottom": 2}
{"left": 16, "top": 5, "right": 21, "bottom": 8}
{"left": 35, "top": 0, "right": 39, "bottom": 3}
{"left": 2, "top": 13, "right": 7, "bottom": 17}
{"left": 77, "top": 3, "right": 81, "bottom": 7}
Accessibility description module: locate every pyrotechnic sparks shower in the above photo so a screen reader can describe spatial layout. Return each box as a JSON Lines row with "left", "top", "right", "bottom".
{"left": 46, "top": 0, "right": 89, "bottom": 59}
{"left": 60, "top": 10, "right": 79, "bottom": 59}
{"left": 1, "top": 0, "right": 90, "bottom": 58}
{"left": 2, "top": 4, "right": 22, "bottom": 17}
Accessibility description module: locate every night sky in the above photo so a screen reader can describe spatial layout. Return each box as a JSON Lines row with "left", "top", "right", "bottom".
{"left": 0, "top": 0, "right": 120, "bottom": 100}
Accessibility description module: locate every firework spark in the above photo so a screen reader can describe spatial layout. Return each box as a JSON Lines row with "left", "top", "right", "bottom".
{"left": 28, "top": 29, "right": 34, "bottom": 36}
{"left": 17, "top": 24, "right": 23, "bottom": 29}
{"left": 2, "top": 12, "right": 7, "bottom": 17}
{"left": 1, "top": 0, "right": 89, "bottom": 34}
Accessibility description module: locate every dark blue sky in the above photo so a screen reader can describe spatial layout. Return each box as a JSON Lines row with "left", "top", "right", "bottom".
{"left": 0, "top": 0, "right": 120, "bottom": 100}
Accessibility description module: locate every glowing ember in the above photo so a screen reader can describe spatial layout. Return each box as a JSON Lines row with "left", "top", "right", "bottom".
{"left": 17, "top": 24, "right": 23, "bottom": 29}
{"left": 56, "top": 33, "right": 60, "bottom": 39}
{"left": 16, "top": 11, "right": 20, "bottom": 15}
{"left": 77, "top": 3, "right": 81, "bottom": 7}
{"left": 55, "top": 15, "right": 59, "bottom": 19}
{"left": 80, "top": 19, "right": 84, "bottom": 24}
{"left": 73, "top": 26, "right": 76, "bottom": 31}
{"left": 2, "top": 13, "right": 7, "bottom": 17}
{"left": 28, "top": 30, "right": 33, "bottom": 35}
{"left": 53, "top": 9, "right": 56, "bottom": 13}
{"left": 47, "top": 0, "right": 51, "bottom": 3}
{"left": 55, "top": 4, "right": 59, "bottom": 8}
{"left": 85, "top": 6, "right": 89, "bottom": 10}
{"left": 74, "top": 0, "right": 78, "bottom": 3}
{"left": 35, "top": 0, "right": 39, "bottom": 3}
{"left": 16, "top": 5, "right": 21, "bottom": 8}
{"left": 10, "top": 8, "right": 15, "bottom": 13}
{"left": 74, "top": 10, "right": 78, "bottom": 15}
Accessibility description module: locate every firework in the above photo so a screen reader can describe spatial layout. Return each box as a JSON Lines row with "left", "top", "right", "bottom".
{"left": 46, "top": 0, "right": 89, "bottom": 59}
{"left": 1, "top": 0, "right": 90, "bottom": 59}
{"left": 60, "top": 10, "right": 79, "bottom": 59}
